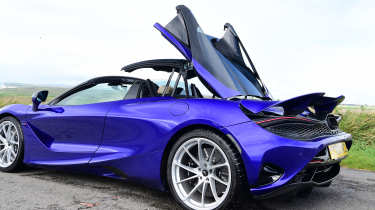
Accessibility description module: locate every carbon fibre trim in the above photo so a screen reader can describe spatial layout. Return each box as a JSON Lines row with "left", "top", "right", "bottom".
{"left": 264, "top": 122, "right": 341, "bottom": 140}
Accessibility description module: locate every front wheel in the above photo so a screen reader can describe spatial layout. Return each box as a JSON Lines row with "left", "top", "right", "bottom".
{"left": 167, "top": 129, "right": 246, "bottom": 210}
{"left": 0, "top": 116, "right": 24, "bottom": 172}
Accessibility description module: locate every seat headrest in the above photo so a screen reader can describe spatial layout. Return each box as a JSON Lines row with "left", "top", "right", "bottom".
{"left": 157, "top": 86, "right": 173, "bottom": 95}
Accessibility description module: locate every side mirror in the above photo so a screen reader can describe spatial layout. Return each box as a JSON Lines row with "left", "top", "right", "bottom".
{"left": 32, "top": 90, "right": 48, "bottom": 111}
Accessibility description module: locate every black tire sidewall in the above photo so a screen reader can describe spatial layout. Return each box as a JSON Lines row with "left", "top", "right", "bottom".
{"left": 0, "top": 116, "right": 24, "bottom": 172}
{"left": 166, "top": 129, "right": 243, "bottom": 210}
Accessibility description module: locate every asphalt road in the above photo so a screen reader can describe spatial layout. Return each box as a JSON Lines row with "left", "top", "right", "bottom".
{"left": 0, "top": 167, "right": 374, "bottom": 210}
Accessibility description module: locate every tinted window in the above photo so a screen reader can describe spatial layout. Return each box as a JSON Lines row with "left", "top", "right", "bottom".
{"left": 56, "top": 83, "right": 130, "bottom": 106}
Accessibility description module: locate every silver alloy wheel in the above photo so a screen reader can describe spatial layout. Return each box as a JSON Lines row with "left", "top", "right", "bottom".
{"left": 171, "top": 138, "right": 231, "bottom": 210}
{"left": 0, "top": 121, "right": 20, "bottom": 168}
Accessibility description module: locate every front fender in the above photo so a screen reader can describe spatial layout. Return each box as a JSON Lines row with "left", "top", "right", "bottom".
{"left": 0, "top": 104, "right": 31, "bottom": 121}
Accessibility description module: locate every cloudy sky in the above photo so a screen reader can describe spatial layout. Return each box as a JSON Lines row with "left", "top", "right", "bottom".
{"left": 0, "top": 0, "right": 374, "bottom": 104}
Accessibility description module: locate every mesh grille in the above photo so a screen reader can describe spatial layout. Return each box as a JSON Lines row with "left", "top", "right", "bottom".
{"left": 265, "top": 122, "right": 340, "bottom": 140}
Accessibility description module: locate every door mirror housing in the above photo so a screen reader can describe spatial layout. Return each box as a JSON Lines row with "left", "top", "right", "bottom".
{"left": 32, "top": 90, "right": 48, "bottom": 111}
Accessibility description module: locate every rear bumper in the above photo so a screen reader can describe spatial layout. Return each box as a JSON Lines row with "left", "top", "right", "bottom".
{"left": 223, "top": 121, "right": 352, "bottom": 196}
{"left": 253, "top": 161, "right": 341, "bottom": 199}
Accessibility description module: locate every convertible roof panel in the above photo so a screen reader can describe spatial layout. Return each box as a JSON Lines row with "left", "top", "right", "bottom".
{"left": 121, "top": 59, "right": 187, "bottom": 72}
{"left": 122, "top": 59, "right": 197, "bottom": 79}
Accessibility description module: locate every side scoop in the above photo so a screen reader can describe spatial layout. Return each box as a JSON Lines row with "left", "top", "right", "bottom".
{"left": 241, "top": 93, "right": 345, "bottom": 119}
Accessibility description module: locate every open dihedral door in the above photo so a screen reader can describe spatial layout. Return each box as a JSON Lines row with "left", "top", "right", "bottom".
{"left": 154, "top": 5, "right": 270, "bottom": 99}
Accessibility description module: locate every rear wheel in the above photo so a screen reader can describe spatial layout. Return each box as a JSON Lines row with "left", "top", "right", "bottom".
{"left": 167, "top": 129, "right": 246, "bottom": 210}
{"left": 0, "top": 116, "right": 24, "bottom": 172}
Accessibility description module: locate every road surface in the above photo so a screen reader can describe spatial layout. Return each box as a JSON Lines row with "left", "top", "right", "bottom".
{"left": 0, "top": 167, "right": 374, "bottom": 210}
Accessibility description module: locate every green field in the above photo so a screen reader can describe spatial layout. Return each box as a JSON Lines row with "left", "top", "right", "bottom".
{"left": 1, "top": 88, "right": 374, "bottom": 171}
{"left": 0, "top": 86, "right": 67, "bottom": 107}
{"left": 339, "top": 105, "right": 375, "bottom": 113}
{"left": 335, "top": 108, "right": 375, "bottom": 171}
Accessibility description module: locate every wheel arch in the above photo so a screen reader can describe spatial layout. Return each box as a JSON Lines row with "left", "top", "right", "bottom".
{"left": 160, "top": 123, "right": 247, "bottom": 190}
{"left": 0, "top": 113, "right": 21, "bottom": 122}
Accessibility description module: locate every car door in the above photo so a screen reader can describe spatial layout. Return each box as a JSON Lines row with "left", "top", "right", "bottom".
{"left": 25, "top": 79, "right": 130, "bottom": 165}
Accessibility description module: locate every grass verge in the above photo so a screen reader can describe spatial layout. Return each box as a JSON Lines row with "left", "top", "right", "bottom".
{"left": 337, "top": 109, "right": 375, "bottom": 171}
{"left": 341, "top": 144, "right": 375, "bottom": 171}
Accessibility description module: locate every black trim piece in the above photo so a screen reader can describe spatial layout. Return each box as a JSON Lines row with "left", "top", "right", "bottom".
{"left": 181, "top": 67, "right": 190, "bottom": 96}
{"left": 256, "top": 163, "right": 284, "bottom": 186}
{"left": 121, "top": 59, "right": 186, "bottom": 73}
{"left": 190, "top": 83, "right": 203, "bottom": 98}
{"left": 255, "top": 117, "right": 318, "bottom": 127}
{"left": 121, "top": 59, "right": 196, "bottom": 79}
{"left": 103, "top": 166, "right": 128, "bottom": 179}
{"left": 124, "top": 80, "right": 143, "bottom": 99}
{"left": 163, "top": 68, "right": 175, "bottom": 96}
{"left": 263, "top": 122, "right": 341, "bottom": 141}
{"left": 171, "top": 70, "right": 182, "bottom": 97}
{"left": 253, "top": 163, "right": 341, "bottom": 200}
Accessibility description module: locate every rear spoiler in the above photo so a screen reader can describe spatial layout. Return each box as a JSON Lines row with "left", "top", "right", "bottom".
{"left": 241, "top": 93, "right": 345, "bottom": 119}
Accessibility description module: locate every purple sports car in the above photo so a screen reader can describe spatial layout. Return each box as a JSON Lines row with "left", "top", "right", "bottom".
{"left": 0, "top": 5, "right": 351, "bottom": 210}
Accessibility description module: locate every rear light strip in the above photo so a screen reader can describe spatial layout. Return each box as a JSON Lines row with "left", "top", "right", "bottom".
{"left": 256, "top": 116, "right": 312, "bottom": 124}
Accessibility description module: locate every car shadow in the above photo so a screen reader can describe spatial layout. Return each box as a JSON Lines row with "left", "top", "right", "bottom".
{"left": 17, "top": 168, "right": 337, "bottom": 210}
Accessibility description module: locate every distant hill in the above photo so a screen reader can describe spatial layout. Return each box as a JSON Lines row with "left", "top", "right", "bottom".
{"left": 0, "top": 82, "right": 70, "bottom": 89}
{"left": 2, "top": 87, "right": 66, "bottom": 96}
{"left": 0, "top": 84, "right": 70, "bottom": 107}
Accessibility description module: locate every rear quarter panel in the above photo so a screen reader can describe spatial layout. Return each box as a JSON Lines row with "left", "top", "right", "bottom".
{"left": 90, "top": 98, "right": 250, "bottom": 189}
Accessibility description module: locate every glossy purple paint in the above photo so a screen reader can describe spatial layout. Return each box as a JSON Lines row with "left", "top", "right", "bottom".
{"left": 225, "top": 121, "right": 351, "bottom": 194}
{"left": 0, "top": 96, "right": 351, "bottom": 195}
{"left": 22, "top": 102, "right": 115, "bottom": 165}
{"left": 241, "top": 92, "right": 325, "bottom": 114}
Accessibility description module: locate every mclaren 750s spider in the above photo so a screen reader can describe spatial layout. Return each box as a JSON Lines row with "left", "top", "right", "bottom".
{"left": 0, "top": 5, "right": 351, "bottom": 210}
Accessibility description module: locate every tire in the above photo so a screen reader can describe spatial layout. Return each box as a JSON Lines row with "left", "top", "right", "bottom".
{"left": 0, "top": 116, "right": 24, "bottom": 172}
{"left": 167, "top": 129, "right": 246, "bottom": 210}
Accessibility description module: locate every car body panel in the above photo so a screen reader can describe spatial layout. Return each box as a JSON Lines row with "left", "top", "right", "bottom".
{"left": 0, "top": 104, "right": 30, "bottom": 121}
{"left": 22, "top": 102, "right": 114, "bottom": 165}
{"left": 88, "top": 97, "right": 251, "bottom": 189}
{"left": 224, "top": 121, "right": 351, "bottom": 194}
